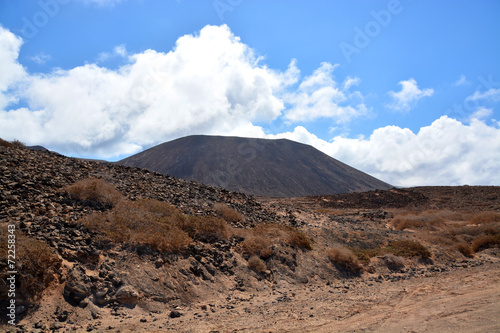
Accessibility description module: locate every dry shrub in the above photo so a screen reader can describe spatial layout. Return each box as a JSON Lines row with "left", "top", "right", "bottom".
{"left": 471, "top": 234, "right": 500, "bottom": 253}
{"left": 63, "top": 178, "right": 123, "bottom": 207}
{"left": 456, "top": 243, "right": 474, "bottom": 258}
{"left": 240, "top": 223, "right": 312, "bottom": 258}
{"left": 391, "top": 212, "right": 444, "bottom": 231}
{"left": 349, "top": 247, "right": 382, "bottom": 264}
{"left": 326, "top": 246, "right": 363, "bottom": 274}
{"left": 248, "top": 255, "right": 267, "bottom": 273}
{"left": 386, "top": 240, "right": 432, "bottom": 259}
{"left": 0, "top": 138, "right": 13, "bottom": 148}
{"left": 418, "top": 233, "right": 456, "bottom": 247}
{"left": 214, "top": 203, "right": 245, "bottom": 223}
{"left": 80, "top": 198, "right": 233, "bottom": 252}
{"left": 10, "top": 139, "right": 26, "bottom": 147}
{"left": 180, "top": 215, "right": 232, "bottom": 243}
{"left": 316, "top": 208, "right": 343, "bottom": 215}
{"left": 469, "top": 211, "right": 500, "bottom": 225}
{"left": 81, "top": 199, "right": 191, "bottom": 252}
{"left": 240, "top": 233, "right": 273, "bottom": 259}
{"left": 0, "top": 226, "right": 61, "bottom": 305}
{"left": 382, "top": 254, "right": 405, "bottom": 270}
{"left": 289, "top": 230, "right": 313, "bottom": 250}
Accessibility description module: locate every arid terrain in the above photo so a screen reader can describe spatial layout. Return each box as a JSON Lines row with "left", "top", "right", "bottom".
{"left": 1, "top": 140, "right": 499, "bottom": 332}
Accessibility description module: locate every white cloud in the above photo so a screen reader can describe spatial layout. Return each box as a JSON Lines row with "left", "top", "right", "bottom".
{"left": 0, "top": 25, "right": 286, "bottom": 157}
{"left": 97, "top": 44, "right": 128, "bottom": 63}
{"left": 454, "top": 74, "right": 468, "bottom": 86}
{"left": 469, "top": 107, "right": 493, "bottom": 121}
{"left": 284, "top": 62, "right": 368, "bottom": 123}
{"left": 270, "top": 117, "right": 500, "bottom": 187}
{"left": 466, "top": 88, "right": 500, "bottom": 102}
{"left": 387, "top": 78, "right": 434, "bottom": 111}
{"left": 0, "top": 26, "right": 27, "bottom": 110}
{"left": 30, "top": 52, "right": 52, "bottom": 65}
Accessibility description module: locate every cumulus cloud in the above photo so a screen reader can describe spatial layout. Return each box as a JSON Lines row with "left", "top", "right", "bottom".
{"left": 0, "top": 25, "right": 287, "bottom": 157}
{"left": 0, "top": 26, "right": 27, "bottom": 110}
{"left": 270, "top": 117, "right": 500, "bottom": 187}
{"left": 387, "top": 78, "right": 434, "bottom": 111}
{"left": 284, "top": 62, "right": 368, "bottom": 123}
{"left": 0, "top": 25, "right": 498, "bottom": 186}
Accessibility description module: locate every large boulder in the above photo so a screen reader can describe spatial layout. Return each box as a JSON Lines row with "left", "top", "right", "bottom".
{"left": 63, "top": 266, "right": 91, "bottom": 305}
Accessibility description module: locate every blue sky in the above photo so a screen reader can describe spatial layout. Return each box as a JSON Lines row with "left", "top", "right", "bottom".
{"left": 0, "top": 0, "right": 499, "bottom": 186}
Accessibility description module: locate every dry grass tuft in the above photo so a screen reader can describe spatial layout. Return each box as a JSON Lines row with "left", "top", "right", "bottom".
{"left": 179, "top": 215, "right": 232, "bottom": 243}
{"left": 240, "top": 223, "right": 312, "bottom": 258}
{"left": 382, "top": 254, "right": 405, "bottom": 270}
{"left": 349, "top": 247, "right": 382, "bottom": 264}
{"left": 471, "top": 234, "right": 500, "bottom": 253}
{"left": 214, "top": 203, "right": 245, "bottom": 223}
{"left": 456, "top": 243, "right": 474, "bottom": 258}
{"left": 63, "top": 177, "right": 123, "bottom": 208}
{"left": 316, "top": 208, "right": 344, "bottom": 215}
{"left": 391, "top": 211, "right": 444, "bottom": 231}
{"left": 469, "top": 212, "right": 500, "bottom": 225}
{"left": 247, "top": 255, "right": 267, "bottom": 273}
{"left": 386, "top": 240, "right": 432, "bottom": 259}
{"left": 326, "top": 246, "right": 363, "bottom": 274}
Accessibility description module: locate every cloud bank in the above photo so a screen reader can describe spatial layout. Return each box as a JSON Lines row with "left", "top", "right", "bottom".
{"left": 1, "top": 25, "right": 499, "bottom": 186}
{"left": 273, "top": 117, "right": 500, "bottom": 186}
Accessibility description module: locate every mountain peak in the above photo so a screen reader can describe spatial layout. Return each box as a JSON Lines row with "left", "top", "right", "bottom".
{"left": 118, "top": 135, "right": 392, "bottom": 197}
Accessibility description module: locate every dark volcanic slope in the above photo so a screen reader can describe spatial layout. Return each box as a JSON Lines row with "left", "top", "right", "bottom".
{"left": 118, "top": 135, "right": 392, "bottom": 197}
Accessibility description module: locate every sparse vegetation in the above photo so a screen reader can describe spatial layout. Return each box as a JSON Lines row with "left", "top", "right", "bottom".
{"left": 469, "top": 211, "right": 500, "bottom": 225}
{"left": 239, "top": 223, "right": 312, "bottom": 259}
{"left": 289, "top": 229, "right": 314, "bottom": 250}
{"left": 10, "top": 139, "right": 26, "bottom": 147}
{"left": 62, "top": 177, "right": 124, "bottom": 208}
{"left": 79, "top": 197, "right": 233, "bottom": 252}
{"left": 390, "top": 209, "right": 500, "bottom": 257}
{"left": 382, "top": 253, "right": 406, "bottom": 270}
{"left": 349, "top": 247, "right": 382, "bottom": 264}
{"left": 0, "top": 138, "right": 12, "bottom": 148}
{"left": 391, "top": 211, "right": 444, "bottom": 231}
{"left": 471, "top": 234, "right": 500, "bottom": 253}
{"left": 326, "top": 246, "right": 363, "bottom": 274}
{"left": 0, "top": 226, "right": 61, "bottom": 304}
{"left": 248, "top": 255, "right": 267, "bottom": 273}
{"left": 214, "top": 202, "right": 245, "bottom": 223}
{"left": 456, "top": 243, "right": 474, "bottom": 258}
{"left": 386, "top": 240, "right": 432, "bottom": 259}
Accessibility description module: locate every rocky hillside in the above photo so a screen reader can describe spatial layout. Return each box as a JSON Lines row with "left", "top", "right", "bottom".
{"left": 118, "top": 135, "right": 392, "bottom": 197}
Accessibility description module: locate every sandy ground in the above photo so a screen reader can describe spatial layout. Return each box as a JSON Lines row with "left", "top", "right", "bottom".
{"left": 155, "top": 260, "right": 500, "bottom": 333}
{"left": 22, "top": 259, "right": 496, "bottom": 333}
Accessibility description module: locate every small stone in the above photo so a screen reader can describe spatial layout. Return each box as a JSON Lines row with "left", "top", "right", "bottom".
{"left": 169, "top": 310, "right": 183, "bottom": 318}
